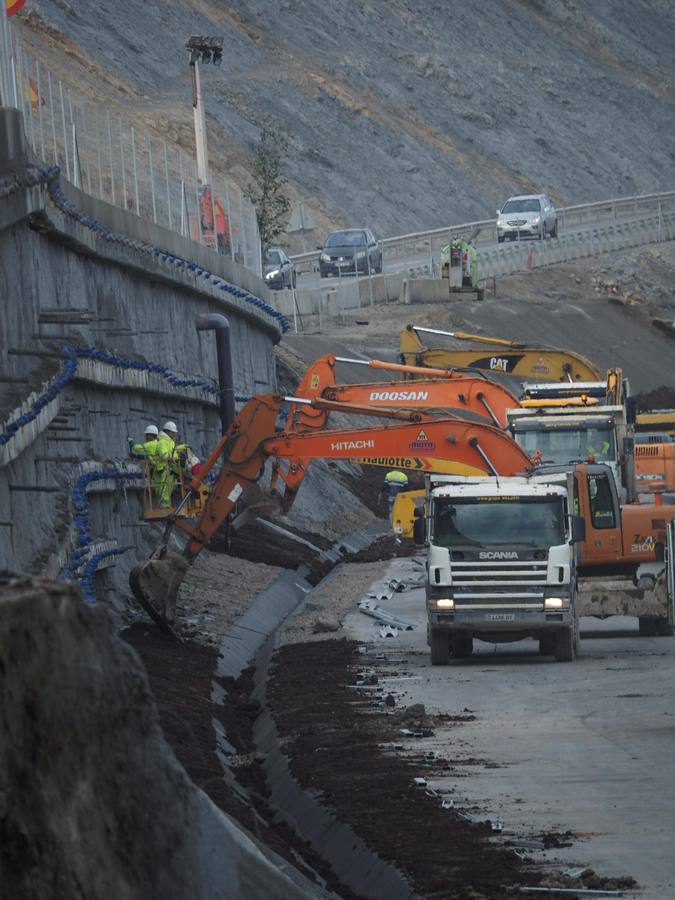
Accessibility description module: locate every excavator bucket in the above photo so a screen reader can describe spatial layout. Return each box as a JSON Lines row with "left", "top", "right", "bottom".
{"left": 129, "top": 550, "right": 190, "bottom": 639}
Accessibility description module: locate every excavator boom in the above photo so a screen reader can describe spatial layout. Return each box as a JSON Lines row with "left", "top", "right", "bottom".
{"left": 130, "top": 392, "right": 532, "bottom": 629}
{"left": 400, "top": 324, "right": 601, "bottom": 382}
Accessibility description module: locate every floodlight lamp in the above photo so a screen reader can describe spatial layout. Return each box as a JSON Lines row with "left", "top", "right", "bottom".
{"left": 201, "top": 49, "right": 211, "bottom": 63}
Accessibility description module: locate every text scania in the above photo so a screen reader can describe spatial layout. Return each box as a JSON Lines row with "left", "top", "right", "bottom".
{"left": 330, "top": 439, "right": 376, "bottom": 451}
{"left": 479, "top": 551, "right": 519, "bottom": 560}
{"left": 368, "top": 390, "right": 430, "bottom": 402}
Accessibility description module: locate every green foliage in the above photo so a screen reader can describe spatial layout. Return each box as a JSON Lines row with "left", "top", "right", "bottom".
{"left": 244, "top": 125, "right": 291, "bottom": 259}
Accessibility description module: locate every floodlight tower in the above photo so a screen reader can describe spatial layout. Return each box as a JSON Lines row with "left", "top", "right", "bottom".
{"left": 186, "top": 36, "right": 223, "bottom": 187}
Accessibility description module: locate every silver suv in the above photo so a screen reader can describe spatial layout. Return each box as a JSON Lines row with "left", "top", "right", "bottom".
{"left": 496, "top": 194, "right": 557, "bottom": 242}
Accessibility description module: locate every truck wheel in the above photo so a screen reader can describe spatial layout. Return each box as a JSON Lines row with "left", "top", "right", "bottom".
{"left": 539, "top": 635, "right": 555, "bottom": 656}
{"left": 553, "top": 626, "right": 575, "bottom": 662}
{"left": 430, "top": 629, "right": 450, "bottom": 665}
{"left": 451, "top": 633, "right": 473, "bottom": 659}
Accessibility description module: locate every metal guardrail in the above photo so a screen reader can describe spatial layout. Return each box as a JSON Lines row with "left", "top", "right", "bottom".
{"left": 290, "top": 190, "right": 675, "bottom": 281}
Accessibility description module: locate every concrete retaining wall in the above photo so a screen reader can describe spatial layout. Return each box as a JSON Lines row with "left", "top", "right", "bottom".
{"left": 0, "top": 108, "right": 280, "bottom": 599}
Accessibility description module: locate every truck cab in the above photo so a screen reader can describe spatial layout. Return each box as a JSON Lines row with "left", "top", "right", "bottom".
{"left": 507, "top": 377, "right": 635, "bottom": 503}
{"left": 420, "top": 473, "right": 583, "bottom": 664}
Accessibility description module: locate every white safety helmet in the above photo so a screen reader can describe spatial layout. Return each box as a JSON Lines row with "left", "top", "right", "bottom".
{"left": 144, "top": 424, "right": 159, "bottom": 436}
{"left": 163, "top": 421, "right": 178, "bottom": 434}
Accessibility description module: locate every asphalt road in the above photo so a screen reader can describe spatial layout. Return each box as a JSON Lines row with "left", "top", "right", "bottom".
{"left": 345, "top": 557, "right": 675, "bottom": 900}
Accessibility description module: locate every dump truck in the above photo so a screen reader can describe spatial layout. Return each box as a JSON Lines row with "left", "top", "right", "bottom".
{"left": 414, "top": 472, "right": 583, "bottom": 663}
{"left": 507, "top": 374, "right": 636, "bottom": 503}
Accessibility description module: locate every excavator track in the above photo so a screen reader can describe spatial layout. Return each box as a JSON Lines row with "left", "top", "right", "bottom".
{"left": 129, "top": 563, "right": 182, "bottom": 642}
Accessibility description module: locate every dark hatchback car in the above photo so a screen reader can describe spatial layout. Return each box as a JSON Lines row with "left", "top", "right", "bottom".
{"left": 264, "top": 248, "right": 296, "bottom": 290}
{"left": 318, "top": 228, "right": 382, "bottom": 277}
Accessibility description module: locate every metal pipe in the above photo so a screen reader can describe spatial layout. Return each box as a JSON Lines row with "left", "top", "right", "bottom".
{"left": 196, "top": 313, "right": 235, "bottom": 434}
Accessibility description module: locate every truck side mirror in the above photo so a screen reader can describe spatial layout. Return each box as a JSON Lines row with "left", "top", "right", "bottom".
{"left": 412, "top": 517, "right": 426, "bottom": 545}
{"left": 570, "top": 515, "right": 586, "bottom": 544}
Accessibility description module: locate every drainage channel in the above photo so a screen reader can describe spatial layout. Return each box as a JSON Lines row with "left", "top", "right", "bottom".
{"left": 212, "top": 522, "right": 417, "bottom": 899}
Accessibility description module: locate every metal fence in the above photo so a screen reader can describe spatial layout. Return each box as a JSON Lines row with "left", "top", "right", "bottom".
{"left": 1, "top": 31, "right": 262, "bottom": 276}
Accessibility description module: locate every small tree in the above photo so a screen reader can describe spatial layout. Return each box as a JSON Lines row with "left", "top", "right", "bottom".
{"left": 244, "top": 124, "right": 291, "bottom": 260}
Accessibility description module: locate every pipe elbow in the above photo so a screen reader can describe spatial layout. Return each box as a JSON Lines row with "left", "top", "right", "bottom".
{"left": 196, "top": 312, "right": 230, "bottom": 332}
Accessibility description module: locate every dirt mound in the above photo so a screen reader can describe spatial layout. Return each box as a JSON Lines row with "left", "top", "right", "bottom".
{"left": 0, "top": 577, "right": 320, "bottom": 900}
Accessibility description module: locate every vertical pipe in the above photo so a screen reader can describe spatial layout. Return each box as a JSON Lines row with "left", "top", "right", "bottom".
{"left": 107, "top": 109, "right": 115, "bottom": 205}
{"left": 47, "top": 70, "right": 57, "bottom": 165}
{"left": 238, "top": 187, "right": 246, "bottom": 268}
{"left": 119, "top": 116, "right": 127, "bottom": 209}
{"left": 148, "top": 137, "right": 157, "bottom": 223}
{"left": 163, "top": 141, "right": 172, "bottom": 231}
{"left": 58, "top": 80, "right": 70, "bottom": 180}
{"left": 195, "top": 314, "right": 235, "bottom": 435}
{"left": 131, "top": 125, "right": 139, "bottom": 215}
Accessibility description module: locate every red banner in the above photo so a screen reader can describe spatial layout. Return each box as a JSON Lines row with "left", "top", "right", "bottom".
{"left": 6, "top": 0, "right": 27, "bottom": 17}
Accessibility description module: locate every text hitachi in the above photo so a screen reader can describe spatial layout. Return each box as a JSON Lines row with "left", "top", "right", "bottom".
{"left": 330, "top": 439, "right": 376, "bottom": 451}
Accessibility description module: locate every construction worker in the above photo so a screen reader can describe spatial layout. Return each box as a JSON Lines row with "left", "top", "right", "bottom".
{"left": 129, "top": 424, "right": 159, "bottom": 459}
{"left": 155, "top": 421, "right": 193, "bottom": 508}
{"left": 380, "top": 469, "right": 410, "bottom": 513}
{"left": 587, "top": 437, "right": 611, "bottom": 461}
{"left": 128, "top": 425, "right": 163, "bottom": 506}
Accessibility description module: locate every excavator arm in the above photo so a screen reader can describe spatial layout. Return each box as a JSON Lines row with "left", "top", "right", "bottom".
{"left": 130, "top": 392, "right": 532, "bottom": 630}
{"left": 275, "top": 352, "right": 520, "bottom": 510}
{"left": 400, "top": 324, "right": 601, "bottom": 383}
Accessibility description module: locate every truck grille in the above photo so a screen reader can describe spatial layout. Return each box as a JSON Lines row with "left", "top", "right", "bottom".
{"left": 451, "top": 560, "right": 547, "bottom": 605}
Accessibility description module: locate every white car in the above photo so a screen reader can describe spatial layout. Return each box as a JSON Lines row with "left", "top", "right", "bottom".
{"left": 496, "top": 194, "right": 558, "bottom": 242}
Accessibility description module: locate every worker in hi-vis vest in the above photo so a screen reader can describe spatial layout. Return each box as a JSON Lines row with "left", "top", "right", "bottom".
{"left": 381, "top": 469, "right": 410, "bottom": 511}
{"left": 129, "top": 424, "right": 162, "bottom": 503}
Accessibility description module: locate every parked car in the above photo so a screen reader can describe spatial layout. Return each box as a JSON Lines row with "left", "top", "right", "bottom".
{"left": 496, "top": 194, "right": 557, "bottom": 242}
{"left": 318, "top": 228, "right": 382, "bottom": 277}
{"left": 264, "top": 248, "right": 296, "bottom": 290}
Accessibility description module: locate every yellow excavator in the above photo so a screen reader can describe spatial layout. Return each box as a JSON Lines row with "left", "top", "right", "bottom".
{"left": 399, "top": 324, "right": 601, "bottom": 382}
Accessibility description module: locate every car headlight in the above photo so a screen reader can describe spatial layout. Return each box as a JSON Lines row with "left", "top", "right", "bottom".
{"left": 436, "top": 598, "right": 454, "bottom": 609}
{"left": 544, "top": 596, "right": 569, "bottom": 610}
{"left": 265, "top": 269, "right": 280, "bottom": 279}
{"left": 497, "top": 219, "right": 507, "bottom": 226}
{"left": 320, "top": 252, "right": 331, "bottom": 262}
{"left": 356, "top": 251, "right": 366, "bottom": 259}
{"left": 531, "top": 216, "right": 541, "bottom": 224}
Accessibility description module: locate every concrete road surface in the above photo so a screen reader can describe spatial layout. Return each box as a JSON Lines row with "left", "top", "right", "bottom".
{"left": 346, "top": 558, "right": 675, "bottom": 899}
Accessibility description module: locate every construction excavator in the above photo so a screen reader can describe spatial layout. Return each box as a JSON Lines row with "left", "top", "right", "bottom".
{"left": 130, "top": 392, "right": 533, "bottom": 634}
{"left": 400, "top": 324, "right": 601, "bottom": 382}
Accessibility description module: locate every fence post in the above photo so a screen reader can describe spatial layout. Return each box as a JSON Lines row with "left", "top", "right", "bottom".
{"left": 148, "top": 137, "right": 157, "bottom": 224}
{"left": 58, "top": 80, "right": 70, "bottom": 181}
{"left": 47, "top": 70, "right": 57, "bottom": 166}
{"left": 163, "top": 141, "right": 172, "bottom": 231}
{"left": 107, "top": 110, "right": 115, "bottom": 206}
{"left": 119, "top": 117, "right": 127, "bottom": 211}
{"left": 35, "top": 59, "right": 45, "bottom": 160}
{"left": 131, "top": 125, "right": 140, "bottom": 215}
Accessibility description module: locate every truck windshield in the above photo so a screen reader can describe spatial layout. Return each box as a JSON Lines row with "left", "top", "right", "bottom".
{"left": 432, "top": 497, "right": 565, "bottom": 549}
{"left": 515, "top": 426, "right": 616, "bottom": 464}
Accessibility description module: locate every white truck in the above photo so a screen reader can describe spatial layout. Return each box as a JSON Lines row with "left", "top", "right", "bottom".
{"left": 506, "top": 380, "right": 636, "bottom": 503}
{"left": 414, "top": 473, "right": 586, "bottom": 664}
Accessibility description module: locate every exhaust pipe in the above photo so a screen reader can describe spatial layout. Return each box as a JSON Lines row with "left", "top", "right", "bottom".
{"left": 196, "top": 313, "right": 235, "bottom": 434}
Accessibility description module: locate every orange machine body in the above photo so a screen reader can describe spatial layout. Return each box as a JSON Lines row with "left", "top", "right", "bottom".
{"left": 635, "top": 441, "right": 675, "bottom": 494}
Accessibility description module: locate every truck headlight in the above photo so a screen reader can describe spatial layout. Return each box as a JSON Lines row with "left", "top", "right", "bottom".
{"left": 544, "top": 596, "right": 569, "bottom": 609}
{"left": 436, "top": 598, "right": 454, "bottom": 609}
{"left": 265, "top": 268, "right": 280, "bottom": 279}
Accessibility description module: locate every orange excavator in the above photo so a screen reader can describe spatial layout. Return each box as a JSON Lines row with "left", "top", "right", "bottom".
{"left": 130, "top": 392, "right": 532, "bottom": 632}
{"left": 286, "top": 354, "right": 521, "bottom": 429}
{"left": 272, "top": 353, "right": 521, "bottom": 508}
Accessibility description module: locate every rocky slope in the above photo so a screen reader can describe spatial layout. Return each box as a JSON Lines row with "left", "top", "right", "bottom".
{"left": 13, "top": 0, "right": 675, "bottom": 244}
